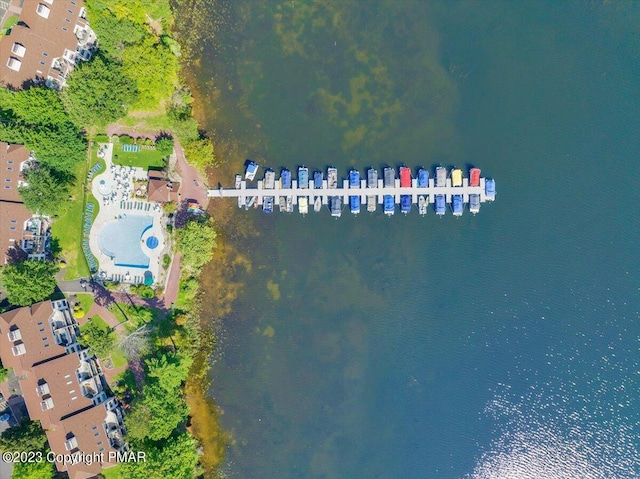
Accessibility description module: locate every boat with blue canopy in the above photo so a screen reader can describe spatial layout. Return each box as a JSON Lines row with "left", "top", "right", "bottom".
{"left": 401, "top": 194, "right": 411, "bottom": 214}
{"left": 435, "top": 194, "right": 446, "bottom": 215}
{"left": 417, "top": 168, "right": 429, "bottom": 187}
{"left": 384, "top": 195, "right": 395, "bottom": 215}
{"left": 485, "top": 178, "right": 496, "bottom": 200}
{"left": 298, "top": 167, "right": 309, "bottom": 188}
{"left": 452, "top": 194, "right": 463, "bottom": 216}
{"left": 281, "top": 169, "right": 291, "bottom": 188}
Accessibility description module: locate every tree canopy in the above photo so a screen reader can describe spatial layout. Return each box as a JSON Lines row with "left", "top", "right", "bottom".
{"left": 61, "top": 53, "right": 138, "bottom": 128}
{"left": 125, "top": 383, "right": 189, "bottom": 442}
{"left": 18, "top": 166, "right": 69, "bottom": 215}
{"left": 10, "top": 459, "right": 56, "bottom": 479}
{"left": 0, "top": 419, "right": 48, "bottom": 453}
{"left": 122, "top": 36, "right": 178, "bottom": 110}
{"left": 0, "top": 260, "right": 59, "bottom": 306}
{"left": 119, "top": 432, "right": 200, "bottom": 479}
{"left": 183, "top": 138, "right": 216, "bottom": 173}
{"left": 176, "top": 219, "right": 218, "bottom": 274}
{"left": 78, "top": 321, "right": 116, "bottom": 358}
{"left": 0, "top": 87, "right": 86, "bottom": 174}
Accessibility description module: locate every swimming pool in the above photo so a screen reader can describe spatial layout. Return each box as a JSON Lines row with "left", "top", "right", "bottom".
{"left": 98, "top": 215, "right": 153, "bottom": 268}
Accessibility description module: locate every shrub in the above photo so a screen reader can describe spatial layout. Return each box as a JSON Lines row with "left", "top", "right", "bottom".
{"left": 120, "top": 134, "right": 134, "bottom": 144}
{"left": 94, "top": 134, "right": 110, "bottom": 143}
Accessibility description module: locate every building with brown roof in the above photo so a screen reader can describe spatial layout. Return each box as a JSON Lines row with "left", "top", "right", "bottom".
{"left": 147, "top": 170, "right": 180, "bottom": 203}
{"left": 0, "top": 0, "right": 96, "bottom": 90}
{"left": 0, "top": 300, "right": 126, "bottom": 479}
{"left": 0, "top": 142, "right": 50, "bottom": 263}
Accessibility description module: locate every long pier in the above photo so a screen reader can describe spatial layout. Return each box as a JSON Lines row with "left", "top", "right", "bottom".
{"left": 207, "top": 168, "right": 496, "bottom": 214}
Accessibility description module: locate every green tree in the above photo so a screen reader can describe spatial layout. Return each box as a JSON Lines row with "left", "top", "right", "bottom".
{"left": 61, "top": 53, "right": 138, "bottom": 127}
{"left": 120, "top": 432, "right": 200, "bottom": 479}
{"left": 78, "top": 321, "right": 115, "bottom": 358}
{"left": 183, "top": 138, "right": 216, "bottom": 172}
{"left": 146, "top": 352, "right": 192, "bottom": 392}
{"left": 11, "top": 459, "right": 56, "bottom": 479}
{"left": 18, "top": 167, "right": 69, "bottom": 215}
{"left": 176, "top": 220, "right": 217, "bottom": 274}
{"left": 155, "top": 137, "right": 174, "bottom": 156}
{"left": 125, "top": 384, "right": 189, "bottom": 441}
{"left": 0, "top": 419, "right": 47, "bottom": 453}
{"left": 87, "top": 11, "right": 146, "bottom": 59}
{"left": 122, "top": 36, "right": 178, "bottom": 110}
{"left": 0, "top": 260, "right": 59, "bottom": 307}
{"left": 0, "top": 87, "right": 70, "bottom": 128}
{"left": 21, "top": 123, "right": 87, "bottom": 173}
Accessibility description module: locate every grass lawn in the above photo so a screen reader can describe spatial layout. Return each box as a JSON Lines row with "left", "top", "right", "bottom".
{"left": 74, "top": 293, "right": 95, "bottom": 314}
{"left": 112, "top": 142, "right": 166, "bottom": 169}
{"left": 108, "top": 302, "right": 157, "bottom": 332}
{"left": 101, "top": 464, "right": 121, "bottom": 479}
{"left": 53, "top": 149, "right": 104, "bottom": 280}
{"left": 110, "top": 346, "right": 128, "bottom": 368}
{"left": 82, "top": 314, "right": 109, "bottom": 331}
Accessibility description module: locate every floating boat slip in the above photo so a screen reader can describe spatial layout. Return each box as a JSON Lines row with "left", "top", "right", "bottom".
{"left": 435, "top": 166, "right": 446, "bottom": 187}
{"left": 451, "top": 168, "right": 463, "bottom": 187}
{"left": 470, "top": 168, "right": 481, "bottom": 187}
{"left": 299, "top": 167, "right": 309, "bottom": 188}
{"left": 245, "top": 161, "right": 259, "bottom": 181}
{"left": 263, "top": 196, "right": 274, "bottom": 213}
{"left": 485, "top": 178, "right": 496, "bottom": 200}
{"left": 235, "top": 174, "right": 242, "bottom": 189}
{"left": 367, "top": 168, "right": 378, "bottom": 212}
{"left": 299, "top": 197, "right": 308, "bottom": 214}
{"left": 384, "top": 167, "right": 395, "bottom": 187}
{"left": 215, "top": 166, "right": 496, "bottom": 216}
{"left": 349, "top": 170, "right": 361, "bottom": 214}
{"left": 281, "top": 169, "right": 292, "bottom": 188}
{"left": 417, "top": 168, "right": 429, "bottom": 188}
{"left": 418, "top": 195, "right": 427, "bottom": 215}
{"left": 435, "top": 194, "right": 446, "bottom": 215}
{"left": 401, "top": 194, "right": 411, "bottom": 214}
{"left": 452, "top": 194, "right": 463, "bottom": 216}
{"left": 384, "top": 195, "right": 395, "bottom": 215}
{"left": 264, "top": 170, "right": 275, "bottom": 189}
{"left": 330, "top": 195, "right": 342, "bottom": 217}
{"left": 469, "top": 194, "right": 480, "bottom": 214}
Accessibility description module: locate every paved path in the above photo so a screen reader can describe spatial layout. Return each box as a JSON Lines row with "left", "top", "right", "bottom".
{"left": 163, "top": 252, "right": 182, "bottom": 309}
{"left": 173, "top": 140, "right": 210, "bottom": 208}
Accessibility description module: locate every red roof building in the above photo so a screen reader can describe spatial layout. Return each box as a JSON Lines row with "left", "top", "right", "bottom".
{"left": 0, "top": 300, "right": 126, "bottom": 478}
{"left": 0, "top": 0, "right": 96, "bottom": 90}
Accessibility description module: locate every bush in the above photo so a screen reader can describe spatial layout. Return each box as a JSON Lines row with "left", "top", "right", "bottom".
{"left": 131, "top": 284, "right": 155, "bottom": 299}
{"left": 120, "top": 134, "right": 134, "bottom": 144}
{"left": 94, "top": 134, "right": 110, "bottom": 143}
{"left": 73, "top": 306, "right": 85, "bottom": 319}
{"left": 103, "top": 281, "right": 121, "bottom": 291}
{"left": 163, "top": 254, "right": 171, "bottom": 270}
{"left": 143, "top": 138, "right": 153, "bottom": 146}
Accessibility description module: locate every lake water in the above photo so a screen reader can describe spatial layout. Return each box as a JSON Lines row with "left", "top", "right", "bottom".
{"left": 187, "top": 1, "right": 640, "bottom": 478}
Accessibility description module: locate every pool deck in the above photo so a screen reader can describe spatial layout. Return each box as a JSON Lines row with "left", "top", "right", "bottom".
{"left": 88, "top": 143, "right": 170, "bottom": 286}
